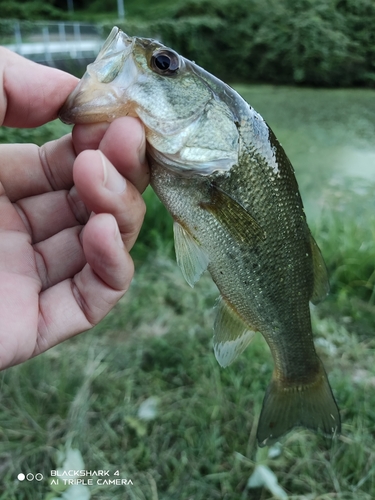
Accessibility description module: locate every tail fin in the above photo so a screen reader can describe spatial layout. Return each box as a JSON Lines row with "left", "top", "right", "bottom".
{"left": 257, "top": 360, "right": 340, "bottom": 447}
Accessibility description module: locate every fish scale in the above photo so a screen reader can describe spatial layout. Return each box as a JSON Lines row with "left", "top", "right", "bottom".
{"left": 59, "top": 26, "right": 340, "bottom": 446}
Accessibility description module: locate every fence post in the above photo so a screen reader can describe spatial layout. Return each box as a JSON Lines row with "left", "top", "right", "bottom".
{"left": 73, "top": 22, "right": 82, "bottom": 59}
{"left": 58, "top": 22, "right": 66, "bottom": 48}
{"left": 42, "top": 26, "right": 54, "bottom": 66}
{"left": 117, "top": 0, "right": 125, "bottom": 20}
{"left": 14, "top": 21, "right": 22, "bottom": 54}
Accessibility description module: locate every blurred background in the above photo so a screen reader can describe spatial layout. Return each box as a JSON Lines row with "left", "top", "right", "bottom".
{"left": 0, "top": 1, "right": 374, "bottom": 499}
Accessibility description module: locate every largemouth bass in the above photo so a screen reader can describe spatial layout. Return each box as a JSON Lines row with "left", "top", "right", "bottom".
{"left": 59, "top": 27, "right": 340, "bottom": 446}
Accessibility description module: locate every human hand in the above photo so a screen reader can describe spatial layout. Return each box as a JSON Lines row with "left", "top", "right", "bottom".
{"left": 0, "top": 48, "right": 149, "bottom": 370}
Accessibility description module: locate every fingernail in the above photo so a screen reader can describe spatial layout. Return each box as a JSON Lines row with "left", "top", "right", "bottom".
{"left": 100, "top": 151, "right": 126, "bottom": 193}
{"left": 113, "top": 217, "right": 125, "bottom": 248}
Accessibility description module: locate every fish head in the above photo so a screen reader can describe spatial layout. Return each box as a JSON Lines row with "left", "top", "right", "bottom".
{"left": 59, "top": 27, "right": 240, "bottom": 176}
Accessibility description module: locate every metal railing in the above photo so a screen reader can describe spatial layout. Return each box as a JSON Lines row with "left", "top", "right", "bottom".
{"left": 2, "top": 21, "right": 104, "bottom": 65}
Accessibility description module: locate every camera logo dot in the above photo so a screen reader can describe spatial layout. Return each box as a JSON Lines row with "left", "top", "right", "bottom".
{"left": 17, "top": 472, "right": 43, "bottom": 481}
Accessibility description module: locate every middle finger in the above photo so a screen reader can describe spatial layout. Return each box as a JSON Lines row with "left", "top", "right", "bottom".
{"left": 73, "top": 117, "right": 150, "bottom": 193}
{"left": 73, "top": 150, "right": 146, "bottom": 251}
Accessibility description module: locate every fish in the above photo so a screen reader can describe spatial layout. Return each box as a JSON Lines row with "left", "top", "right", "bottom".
{"left": 59, "top": 27, "right": 341, "bottom": 446}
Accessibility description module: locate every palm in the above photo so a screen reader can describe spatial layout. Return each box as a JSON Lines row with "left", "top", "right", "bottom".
{"left": 0, "top": 206, "right": 42, "bottom": 366}
{"left": 0, "top": 119, "right": 149, "bottom": 370}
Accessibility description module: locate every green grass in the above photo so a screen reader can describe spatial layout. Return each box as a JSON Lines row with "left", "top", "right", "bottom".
{"left": 1, "top": 258, "right": 375, "bottom": 499}
{"left": 0, "top": 120, "right": 71, "bottom": 146}
{"left": 1, "top": 87, "right": 375, "bottom": 499}
{"left": 313, "top": 182, "right": 375, "bottom": 331}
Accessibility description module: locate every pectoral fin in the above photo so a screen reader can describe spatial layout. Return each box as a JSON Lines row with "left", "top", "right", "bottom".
{"left": 200, "top": 183, "right": 266, "bottom": 246}
{"left": 214, "top": 296, "right": 256, "bottom": 367}
{"left": 310, "top": 233, "right": 330, "bottom": 305}
{"left": 173, "top": 221, "right": 209, "bottom": 287}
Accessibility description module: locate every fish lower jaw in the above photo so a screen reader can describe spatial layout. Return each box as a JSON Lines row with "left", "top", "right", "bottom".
{"left": 59, "top": 101, "right": 138, "bottom": 125}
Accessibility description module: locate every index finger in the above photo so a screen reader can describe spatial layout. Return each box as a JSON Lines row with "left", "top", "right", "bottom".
{"left": 0, "top": 47, "right": 78, "bottom": 128}
{"left": 73, "top": 117, "right": 150, "bottom": 193}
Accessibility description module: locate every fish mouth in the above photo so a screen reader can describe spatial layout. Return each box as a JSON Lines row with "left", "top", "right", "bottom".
{"left": 59, "top": 27, "right": 137, "bottom": 124}
{"left": 59, "top": 73, "right": 130, "bottom": 124}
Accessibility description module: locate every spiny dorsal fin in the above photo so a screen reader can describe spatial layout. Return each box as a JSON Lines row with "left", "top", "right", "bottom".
{"left": 200, "top": 183, "right": 266, "bottom": 246}
{"left": 173, "top": 221, "right": 209, "bottom": 288}
{"left": 310, "top": 233, "right": 330, "bottom": 305}
{"left": 214, "top": 296, "right": 256, "bottom": 367}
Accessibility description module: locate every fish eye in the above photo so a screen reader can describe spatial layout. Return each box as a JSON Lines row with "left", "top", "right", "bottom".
{"left": 151, "top": 49, "right": 180, "bottom": 75}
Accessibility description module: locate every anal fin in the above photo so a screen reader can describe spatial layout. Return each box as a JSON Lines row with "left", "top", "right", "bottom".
{"left": 173, "top": 221, "right": 209, "bottom": 287}
{"left": 214, "top": 296, "right": 256, "bottom": 367}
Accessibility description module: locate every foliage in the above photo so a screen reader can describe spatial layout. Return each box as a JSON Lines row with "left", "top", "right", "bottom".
{"left": 0, "top": 0, "right": 174, "bottom": 21}
{"left": 0, "top": 120, "right": 71, "bottom": 146}
{"left": 1, "top": 0, "right": 375, "bottom": 85}
{"left": 102, "top": 0, "right": 375, "bottom": 87}
{"left": 315, "top": 182, "right": 375, "bottom": 332}
{"left": 0, "top": 0, "right": 68, "bottom": 20}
